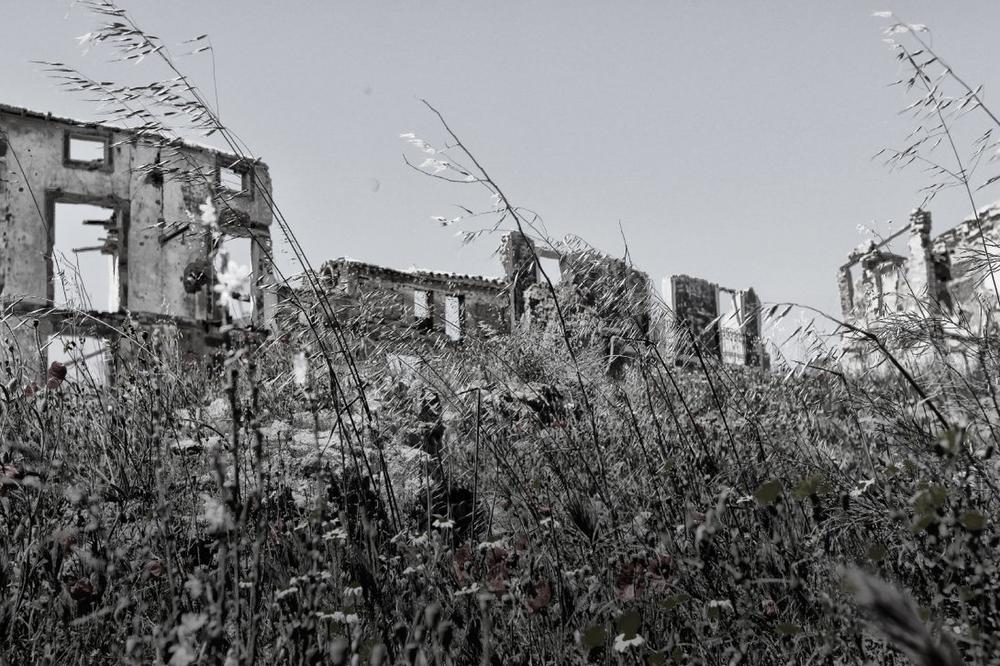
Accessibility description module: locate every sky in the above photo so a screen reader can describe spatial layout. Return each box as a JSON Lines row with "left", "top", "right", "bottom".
{"left": 6, "top": 1, "right": 1000, "bottom": 324}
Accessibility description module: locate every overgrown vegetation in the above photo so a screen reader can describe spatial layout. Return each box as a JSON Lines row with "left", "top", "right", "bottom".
{"left": 4, "top": 5, "right": 1000, "bottom": 664}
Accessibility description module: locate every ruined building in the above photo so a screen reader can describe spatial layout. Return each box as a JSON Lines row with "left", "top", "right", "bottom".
{"left": 838, "top": 205, "right": 1000, "bottom": 366}
{"left": 0, "top": 103, "right": 276, "bottom": 380}
{"left": 666, "top": 274, "right": 766, "bottom": 368}
{"left": 309, "top": 229, "right": 768, "bottom": 371}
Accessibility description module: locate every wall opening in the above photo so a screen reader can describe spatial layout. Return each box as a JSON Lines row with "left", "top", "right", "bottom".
{"left": 53, "top": 203, "right": 119, "bottom": 312}
{"left": 219, "top": 165, "right": 245, "bottom": 193}
{"left": 413, "top": 289, "right": 433, "bottom": 330}
{"left": 65, "top": 133, "right": 109, "bottom": 168}
{"left": 216, "top": 235, "right": 254, "bottom": 321}
{"left": 47, "top": 333, "right": 110, "bottom": 386}
{"left": 538, "top": 256, "right": 562, "bottom": 285}
{"left": 444, "top": 294, "right": 465, "bottom": 341}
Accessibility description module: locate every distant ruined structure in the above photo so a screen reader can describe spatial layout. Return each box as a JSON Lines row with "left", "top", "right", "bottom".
{"left": 838, "top": 205, "right": 1000, "bottom": 367}
{"left": 0, "top": 103, "right": 276, "bottom": 379}
{"left": 308, "top": 230, "right": 769, "bottom": 372}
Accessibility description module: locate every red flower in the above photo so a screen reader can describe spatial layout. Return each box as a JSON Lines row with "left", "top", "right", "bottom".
{"left": 144, "top": 560, "right": 165, "bottom": 578}
{"left": 48, "top": 361, "right": 67, "bottom": 383}
{"left": 485, "top": 548, "right": 509, "bottom": 598}
{"left": 69, "top": 577, "right": 95, "bottom": 601}
{"left": 523, "top": 579, "right": 552, "bottom": 613}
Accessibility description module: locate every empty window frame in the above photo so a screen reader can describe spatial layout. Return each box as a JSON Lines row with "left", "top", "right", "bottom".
{"left": 64, "top": 131, "right": 111, "bottom": 169}
{"left": 444, "top": 294, "right": 465, "bottom": 341}
{"left": 217, "top": 158, "right": 252, "bottom": 197}
{"left": 537, "top": 256, "right": 562, "bottom": 285}
{"left": 413, "top": 289, "right": 433, "bottom": 328}
{"left": 52, "top": 203, "right": 120, "bottom": 313}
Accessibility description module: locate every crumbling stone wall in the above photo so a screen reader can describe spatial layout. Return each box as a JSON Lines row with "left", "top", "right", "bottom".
{"left": 0, "top": 103, "right": 276, "bottom": 374}
{"left": 840, "top": 206, "right": 1000, "bottom": 331}
{"left": 317, "top": 259, "right": 507, "bottom": 351}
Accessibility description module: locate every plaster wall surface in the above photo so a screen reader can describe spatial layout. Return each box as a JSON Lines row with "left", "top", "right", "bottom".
{"left": 0, "top": 103, "right": 276, "bottom": 375}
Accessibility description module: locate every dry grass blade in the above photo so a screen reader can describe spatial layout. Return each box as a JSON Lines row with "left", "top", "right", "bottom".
{"left": 846, "top": 570, "right": 962, "bottom": 666}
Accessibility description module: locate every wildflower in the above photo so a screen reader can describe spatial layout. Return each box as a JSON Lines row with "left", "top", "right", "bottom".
{"left": 761, "top": 598, "right": 779, "bottom": 618}
{"left": 47, "top": 361, "right": 67, "bottom": 389}
{"left": 69, "top": 577, "right": 95, "bottom": 601}
{"left": 432, "top": 516, "right": 455, "bottom": 530}
{"left": 275, "top": 587, "right": 298, "bottom": 600}
{"left": 144, "top": 560, "right": 165, "bottom": 578}
{"left": 613, "top": 633, "right": 645, "bottom": 653}
{"left": 292, "top": 351, "right": 308, "bottom": 387}
{"left": 522, "top": 579, "right": 552, "bottom": 614}
{"left": 200, "top": 495, "right": 233, "bottom": 534}
{"left": 198, "top": 196, "right": 219, "bottom": 233}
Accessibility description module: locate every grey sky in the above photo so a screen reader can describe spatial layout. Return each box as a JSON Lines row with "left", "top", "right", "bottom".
{"left": 6, "top": 1, "right": 1000, "bottom": 321}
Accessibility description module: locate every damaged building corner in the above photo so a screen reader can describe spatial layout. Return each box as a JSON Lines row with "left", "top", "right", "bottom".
{"left": 837, "top": 204, "right": 1000, "bottom": 369}
{"left": 0, "top": 103, "right": 277, "bottom": 383}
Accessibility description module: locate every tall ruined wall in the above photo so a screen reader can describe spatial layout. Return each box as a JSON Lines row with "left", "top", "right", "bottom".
{"left": 0, "top": 104, "right": 274, "bottom": 327}
{"left": 670, "top": 274, "right": 720, "bottom": 356}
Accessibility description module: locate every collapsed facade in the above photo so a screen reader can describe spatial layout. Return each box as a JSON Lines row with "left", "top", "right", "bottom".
{"left": 838, "top": 205, "right": 1000, "bottom": 366}
{"left": 0, "top": 103, "right": 276, "bottom": 380}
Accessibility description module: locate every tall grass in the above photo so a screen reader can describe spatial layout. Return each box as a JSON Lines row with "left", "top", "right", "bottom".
{"left": 3, "top": 4, "right": 1000, "bottom": 664}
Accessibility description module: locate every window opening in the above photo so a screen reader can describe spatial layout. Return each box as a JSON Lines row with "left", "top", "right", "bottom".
{"left": 216, "top": 235, "right": 255, "bottom": 321}
{"left": 444, "top": 294, "right": 465, "bottom": 341}
{"left": 413, "top": 289, "right": 433, "bottom": 328}
{"left": 538, "top": 256, "right": 562, "bottom": 285}
{"left": 66, "top": 133, "right": 110, "bottom": 168}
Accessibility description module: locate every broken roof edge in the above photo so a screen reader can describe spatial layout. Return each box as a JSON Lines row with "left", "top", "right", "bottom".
{"left": 322, "top": 257, "right": 506, "bottom": 288}
{"left": 0, "top": 102, "right": 268, "bottom": 171}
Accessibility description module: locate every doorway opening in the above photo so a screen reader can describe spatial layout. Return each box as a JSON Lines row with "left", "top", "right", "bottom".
{"left": 52, "top": 202, "right": 119, "bottom": 313}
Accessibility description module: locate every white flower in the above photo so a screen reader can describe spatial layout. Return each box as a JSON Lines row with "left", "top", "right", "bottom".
{"left": 322, "top": 527, "right": 347, "bottom": 542}
{"left": 454, "top": 583, "right": 482, "bottom": 597}
{"left": 433, "top": 517, "right": 455, "bottom": 529}
{"left": 850, "top": 478, "right": 876, "bottom": 497}
{"left": 613, "top": 633, "right": 645, "bottom": 653}
{"left": 200, "top": 495, "right": 233, "bottom": 533}
{"left": 275, "top": 586, "right": 299, "bottom": 600}
{"left": 292, "top": 351, "right": 308, "bottom": 387}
